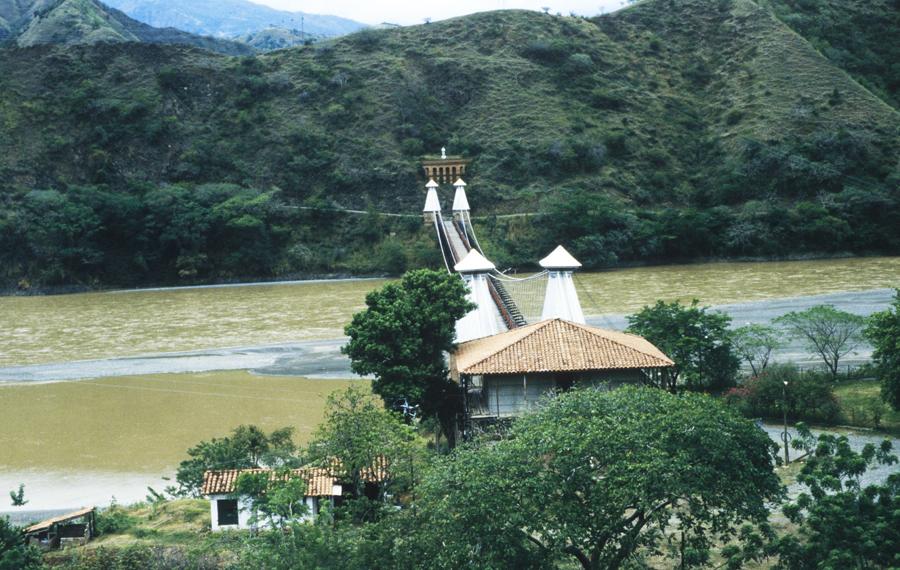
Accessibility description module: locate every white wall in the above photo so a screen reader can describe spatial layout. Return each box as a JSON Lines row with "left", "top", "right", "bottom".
{"left": 208, "top": 494, "right": 327, "bottom": 531}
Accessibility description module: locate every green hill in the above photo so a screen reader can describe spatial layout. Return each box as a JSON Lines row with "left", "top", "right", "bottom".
{"left": 239, "top": 27, "right": 314, "bottom": 51}
{"left": 761, "top": 0, "right": 899, "bottom": 109}
{"left": 4, "top": 0, "right": 254, "bottom": 55}
{"left": 0, "top": 0, "right": 897, "bottom": 288}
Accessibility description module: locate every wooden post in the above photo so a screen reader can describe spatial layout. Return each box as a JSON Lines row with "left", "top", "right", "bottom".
{"left": 523, "top": 374, "right": 527, "bottom": 410}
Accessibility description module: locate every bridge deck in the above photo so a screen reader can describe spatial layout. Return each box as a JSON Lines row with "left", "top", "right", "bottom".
{"left": 442, "top": 220, "right": 469, "bottom": 264}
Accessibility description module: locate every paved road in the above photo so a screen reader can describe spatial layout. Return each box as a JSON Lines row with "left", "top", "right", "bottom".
{"left": 0, "top": 289, "right": 893, "bottom": 383}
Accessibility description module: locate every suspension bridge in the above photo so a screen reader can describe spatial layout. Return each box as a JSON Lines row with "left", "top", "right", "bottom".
{"left": 422, "top": 173, "right": 586, "bottom": 343}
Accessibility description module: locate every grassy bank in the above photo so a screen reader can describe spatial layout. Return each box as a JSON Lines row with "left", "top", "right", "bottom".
{"left": 834, "top": 379, "right": 900, "bottom": 435}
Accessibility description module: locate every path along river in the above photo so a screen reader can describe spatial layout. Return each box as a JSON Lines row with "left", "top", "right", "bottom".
{"left": 1, "top": 257, "right": 898, "bottom": 514}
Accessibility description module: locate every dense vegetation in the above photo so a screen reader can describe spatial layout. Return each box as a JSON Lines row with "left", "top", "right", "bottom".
{"left": 866, "top": 290, "right": 900, "bottom": 410}
{"left": 37, "top": 386, "right": 897, "bottom": 569}
{"left": 761, "top": 0, "right": 900, "bottom": 109}
{"left": 0, "top": 0, "right": 897, "bottom": 289}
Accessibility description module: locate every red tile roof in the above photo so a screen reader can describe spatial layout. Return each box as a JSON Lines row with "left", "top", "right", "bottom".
{"left": 453, "top": 318, "right": 675, "bottom": 375}
{"left": 201, "top": 468, "right": 338, "bottom": 497}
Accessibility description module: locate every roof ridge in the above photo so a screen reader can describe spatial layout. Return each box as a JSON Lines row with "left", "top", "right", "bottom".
{"left": 565, "top": 320, "right": 673, "bottom": 364}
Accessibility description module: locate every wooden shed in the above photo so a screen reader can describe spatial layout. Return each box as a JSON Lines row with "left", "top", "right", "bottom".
{"left": 23, "top": 506, "right": 95, "bottom": 550}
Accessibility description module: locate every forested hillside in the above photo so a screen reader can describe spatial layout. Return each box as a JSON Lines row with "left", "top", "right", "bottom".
{"left": 762, "top": 0, "right": 899, "bottom": 109}
{"left": 0, "top": 0, "right": 897, "bottom": 289}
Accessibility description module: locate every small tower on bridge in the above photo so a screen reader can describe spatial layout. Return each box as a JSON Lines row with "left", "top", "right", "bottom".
{"left": 454, "top": 249, "right": 503, "bottom": 343}
{"left": 423, "top": 178, "right": 441, "bottom": 220}
{"left": 539, "top": 245, "right": 586, "bottom": 324}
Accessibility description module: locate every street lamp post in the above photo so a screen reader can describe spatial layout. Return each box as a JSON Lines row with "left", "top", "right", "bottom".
{"left": 782, "top": 380, "right": 790, "bottom": 465}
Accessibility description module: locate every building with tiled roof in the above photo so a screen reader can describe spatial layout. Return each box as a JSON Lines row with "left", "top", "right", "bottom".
{"left": 203, "top": 467, "right": 342, "bottom": 531}
{"left": 451, "top": 318, "right": 674, "bottom": 431}
{"left": 202, "top": 459, "right": 390, "bottom": 532}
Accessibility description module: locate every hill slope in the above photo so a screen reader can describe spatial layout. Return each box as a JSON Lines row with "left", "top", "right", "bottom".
{"left": 6, "top": 0, "right": 254, "bottom": 55}
{"left": 0, "top": 0, "right": 897, "bottom": 288}
{"left": 761, "top": 0, "right": 899, "bottom": 109}
{"left": 103, "top": 0, "right": 366, "bottom": 39}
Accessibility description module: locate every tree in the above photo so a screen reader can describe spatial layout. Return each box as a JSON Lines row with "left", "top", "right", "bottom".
{"left": 342, "top": 269, "right": 473, "bottom": 445}
{"left": 732, "top": 323, "right": 783, "bottom": 376}
{"left": 864, "top": 290, "right": 900, "bottom": 410}
{"left": 236, "top": 469, "right": 311, "bottom": 530}
{"left": 772, "top": 423, "right": 898, "bottom": 569}
{"left": 626, "top": 300, "right": 740, "bottom": 391}
{"left": 305, "top": 386, "right": 418, "bottom": 520}
{"left": 400, "top": 387, "right": 783, "bottom": 569}
{"left": 0, "top": 517, "right": 42, "bottom": 570}
{"left": 8, "top": 484, "right": 26, "bottom": 508}
{"left": 172, "top": 425, "right": 298, "bottom": 497}
{"left": 775, "top": 305, "right": 865, "bottom": 380}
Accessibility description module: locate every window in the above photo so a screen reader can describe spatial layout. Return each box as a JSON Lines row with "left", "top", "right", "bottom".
{"left": 217, "top": 499, "right": 239, "bottom": 526}
{"left": 555, "top": 373, "right": 575, "bottom": 392}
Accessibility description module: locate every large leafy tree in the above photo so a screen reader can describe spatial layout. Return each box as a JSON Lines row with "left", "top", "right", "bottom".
{"left": 172, "top": 424, "right": 298, "bottom": 497}
{"left": 627, "top": 299, "right": 740, "bottom": 391}
{"left": 732, "top": 323, "right": 783, "bottom": 376}
{"left": 864, "top": 290, "right": 900, "bottom": 410}
{"left": 342, "top": 269, "right": 473, "bottom": 444}
{"left": 236, "top": 469, "right": 311, "bottom": 530}
{"left": 775, "top": 305, "right": 865, "bottom": 380}
{"left": 772, "top": 423, "right": 898, "bottom": 569}
{"left": 305, "top": 386, "right": 419, "bottom": 519}
{"left": 400, "top": 387, "right": 783, "bottom": 569}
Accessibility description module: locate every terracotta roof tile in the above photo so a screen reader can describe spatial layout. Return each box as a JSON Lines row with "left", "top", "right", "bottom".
{"left": 201, "top": 468, "right": 338, "bottom": 497}
{"left": 453, "top": 318, "right": 674, "bottom": 375}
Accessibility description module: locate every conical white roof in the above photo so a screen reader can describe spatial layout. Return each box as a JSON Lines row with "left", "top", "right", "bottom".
{"left": 452, "top": 185, "right": 470, "bottom": 211}
{"left": 453, "top": 178, "right": 467, "bottom": 187}
{"left": 423, "top": 188, "right": 441, "bottom": 213}
{"left": 539, "top": 245, "right": 582, "bottom": 270}
{"left": 426, "top": 179, "right": 439, "bottom": 189}
{"left": 454, "top": 249, "right": 495, "bottom": 273}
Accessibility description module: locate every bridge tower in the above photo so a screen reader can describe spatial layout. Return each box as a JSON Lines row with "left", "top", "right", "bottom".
{"left": 539, "top": 245, "right": 586, "bottom": 324}
{"left": 420, "top": 147, "right": 471, "bottom": 186}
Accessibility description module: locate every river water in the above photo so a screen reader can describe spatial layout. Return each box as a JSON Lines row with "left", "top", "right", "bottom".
{"left": 0, "top": 257, "right": 898, "bottom": 514}
{"left": 1, "top": 257, "right": 898, "bottom": 370}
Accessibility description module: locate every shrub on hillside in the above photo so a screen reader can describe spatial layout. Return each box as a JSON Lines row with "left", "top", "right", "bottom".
{"left": 725, "top": 364, "right": 840, "bottom": 423}
{"left": 521, "top": 39, "right": 571, "bottom": 63}
{"left": 95, "top": 506, "right": 137, "bottom": 536}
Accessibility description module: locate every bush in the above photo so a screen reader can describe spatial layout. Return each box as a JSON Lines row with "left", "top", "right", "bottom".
{"left": 589, "top": 86, "right": 627, "bottom": 110}
{"left": 727, "top": 364, "right": 840, "bottom": 423}
{"left": 521, "top": 39, "right": 571, "bottom": 63}
{"left": 95, "top": 506, "right": 137, "bottom": 536}
{"left": 0, "top": 517, "right": 42, "bottom": 570}
{"left": 565, "top": 53, "right": 594, "bottom": 73}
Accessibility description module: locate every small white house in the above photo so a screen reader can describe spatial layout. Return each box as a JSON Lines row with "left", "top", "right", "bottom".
{"left": 202, "top": 468, "right": 342, "bottom": 531}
